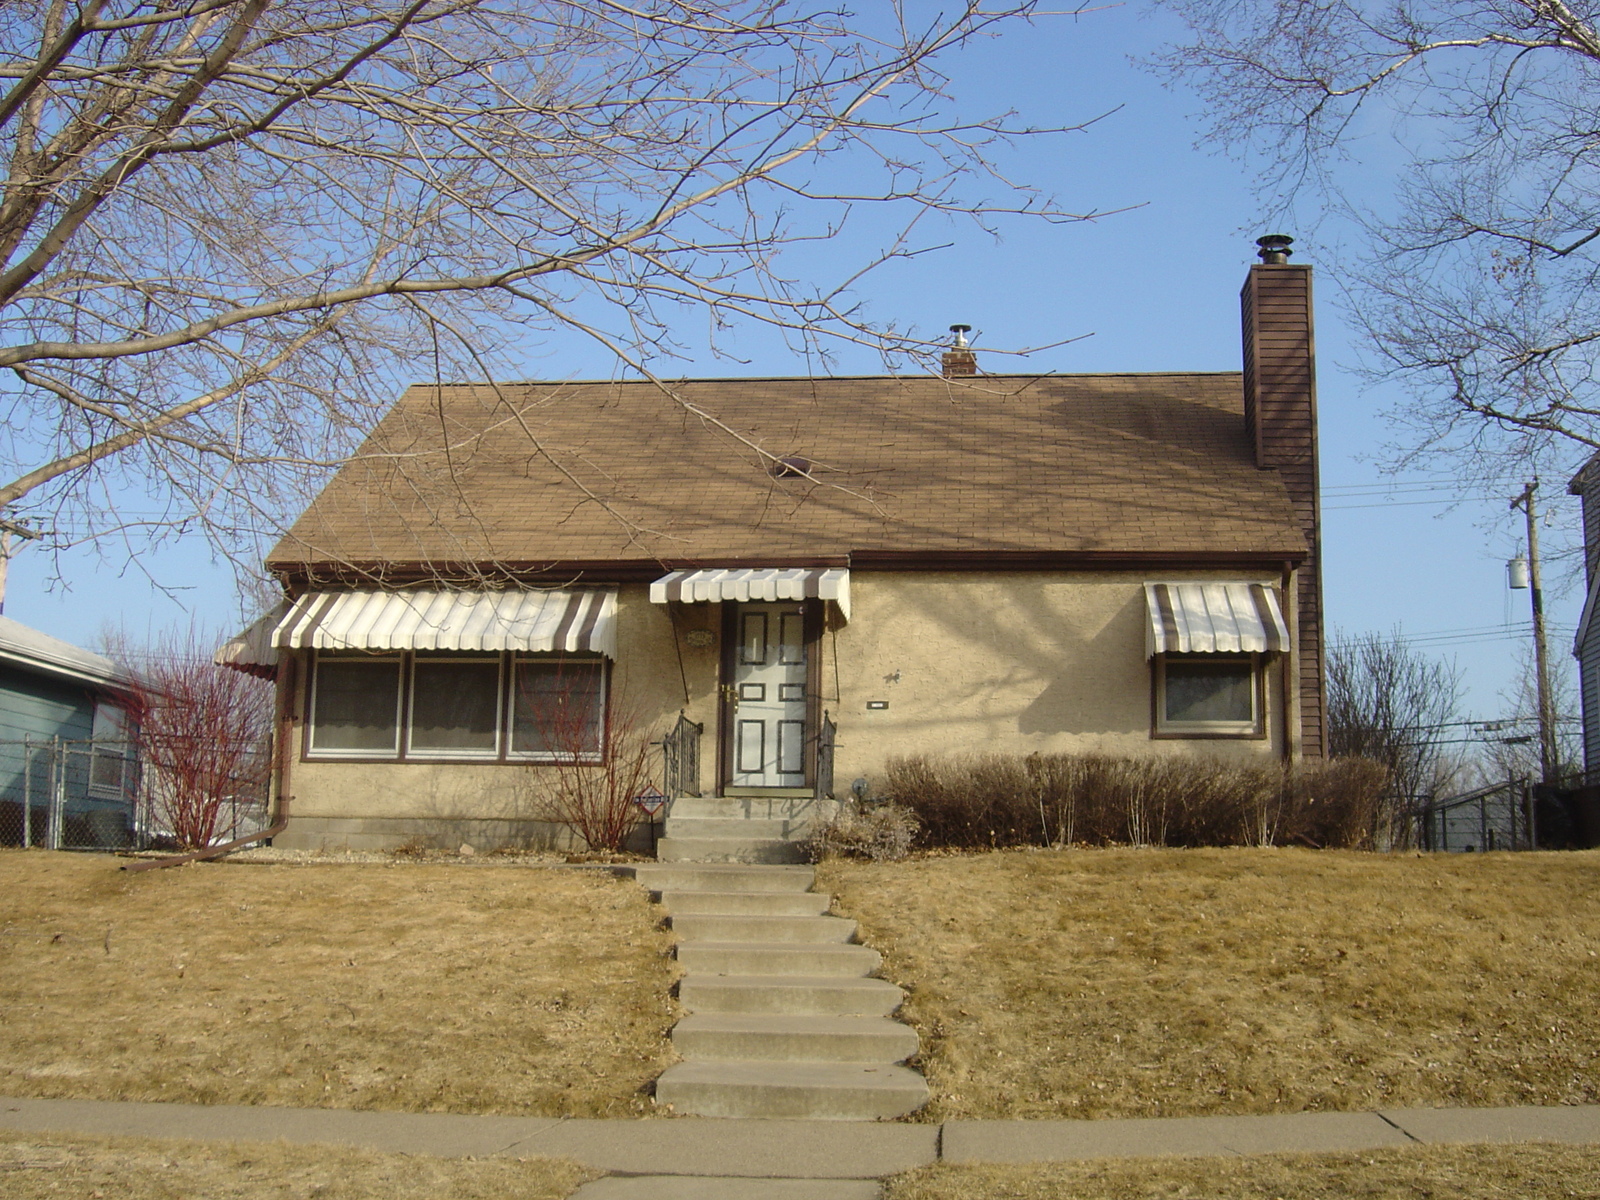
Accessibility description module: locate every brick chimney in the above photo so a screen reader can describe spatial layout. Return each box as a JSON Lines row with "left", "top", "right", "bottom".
{"left": 941, "top": 324, "right": 977, "bottom": 377}
{"left": 1241, "top": 234, "right": 1325, "bottom": 759}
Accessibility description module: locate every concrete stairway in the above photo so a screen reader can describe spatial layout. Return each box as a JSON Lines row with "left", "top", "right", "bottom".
{"left": 637, "top": 861, "right": 928, "bottom": 1120}
{"left": 656, "top": 794, "right": 828, "bottom": 864}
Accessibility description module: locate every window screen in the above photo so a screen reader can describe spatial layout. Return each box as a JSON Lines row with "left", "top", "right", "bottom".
{"left": 311, "top": 657, "right": 402, "bottom": 754}
{"left": 409, "top": 659, "right": 501, "bottom": 757}
{"left": 511, "top": 658, "right": 605, "bottom": 757}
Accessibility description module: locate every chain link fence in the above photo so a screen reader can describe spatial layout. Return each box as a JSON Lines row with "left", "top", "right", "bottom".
{"left": 0, "top": 737, "right": 142, "bottom": 850}
{"left": 0, "top": 736, "right": 272, "bottom": 852}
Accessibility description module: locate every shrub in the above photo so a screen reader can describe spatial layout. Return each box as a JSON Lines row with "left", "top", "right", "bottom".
{"left": 115, "top": 628, "right": 274, "bottom": 851}
{"left": 514, "top": 685, "right": 656, "bottom": 854}
{"left": 882, "top": 752, "right": 1390, "bottom": 851}
{"left": 803, "top": 803, "right": 920, "bottom": 862}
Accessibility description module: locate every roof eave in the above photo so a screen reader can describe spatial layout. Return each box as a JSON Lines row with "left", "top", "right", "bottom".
{"left": 266, "top": 547, "right": 1310, "bottom": 593}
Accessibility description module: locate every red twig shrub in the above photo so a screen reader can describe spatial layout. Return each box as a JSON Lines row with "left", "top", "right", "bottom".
{"left": 514, "top": 672, "right": 656, "bottom": 853}
{"left": 882, "top": 752, "right": 1390, "bottom": 851}
{"left": 117, "top": 630, "right": 274, "bottom": 851}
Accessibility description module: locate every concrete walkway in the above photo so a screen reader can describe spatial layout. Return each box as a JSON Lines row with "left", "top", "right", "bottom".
{"left": 1, "top": 1095, "right": 1597, "bottom": 1177}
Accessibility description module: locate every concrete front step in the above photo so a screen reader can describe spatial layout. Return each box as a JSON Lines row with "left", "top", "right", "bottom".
{"left": 669, "top": 796, "right": 837, "bottom": 821}
{"left": 656, "top": 837, "right": 807, "bottom": 865}
{"left": 635, "top": 864, "right": 815, "bottom": 894}
{"left": 679, "top": 974, "right": 906, "bottom": 1017}
{"left": 677, "top": 942, "right": 881, "bottom": 977}
{"left": 658, "top": 890, "right": 832, "bottom": 917}
{"left": 655, "top": 1061, "right": 930, "bottom": 1120}
{"left": 571, "top": 1178, "right": 880, "bottom": 1200}
{"left": 670, "top": 914, "right": 858, "bottom": 944}
{"left": 664, "top": 817, "right": 808, "bottom": 840}
{"left": 670, "top": 1014, "right": 920, "bottom": 1063}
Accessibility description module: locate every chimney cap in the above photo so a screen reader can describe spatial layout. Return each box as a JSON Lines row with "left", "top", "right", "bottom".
{"left": 948, "top": 323, "right": 971, "bottom": 348}
{"left": 1256, "top": 234, "right": 1294, "bottom": 264}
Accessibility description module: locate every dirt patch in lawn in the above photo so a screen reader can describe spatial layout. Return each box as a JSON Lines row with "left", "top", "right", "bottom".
{"left": 818, "top": 847, "right": 1600, "bottom": 1120}
{"left": 0, "top": 851, "right": 678, "bottom": 1116}
{"left": 0, "top": 1131, "right": 595, "bottom": 1199}
{"left": 886, "top": 1142, "right": 1600, "bottom": 1200}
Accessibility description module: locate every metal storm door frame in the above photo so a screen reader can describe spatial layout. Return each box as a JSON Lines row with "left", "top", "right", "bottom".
{"left": 718, "top": 599, "right": 822, "bottom": 791}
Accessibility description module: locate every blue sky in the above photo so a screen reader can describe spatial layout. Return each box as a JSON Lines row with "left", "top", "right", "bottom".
{"left": 2, "top": 1, "right": 1575, "bottom": 728}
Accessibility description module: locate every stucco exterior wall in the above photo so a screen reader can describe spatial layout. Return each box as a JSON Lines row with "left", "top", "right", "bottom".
{"left": 824, "top": 571, "right": 1285, "bottom": 788}
{"left": 276, "top": 571, "right": 1289, "bottom": 850}
{"left": 278, "top": 586, "right": 716, "bottom": 849}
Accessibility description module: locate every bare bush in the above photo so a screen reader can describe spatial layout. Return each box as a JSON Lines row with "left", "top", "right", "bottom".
{"left": 513, "top": 673, "right": 655, "bottom": 854}
{"left": 884, "top": 752, "right": 1391, "bottom": 852}
{"left": 803, "top": 804, "right": 920, "bottom": 863}
{"left": 114, "top": 630, "right": 274, "bottom": 850}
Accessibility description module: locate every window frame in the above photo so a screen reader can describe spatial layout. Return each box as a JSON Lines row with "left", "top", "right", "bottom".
{"left": 405, "top": 654, "right": 505, "bottom": 761}
{"left": 306, "top": 652, "right": 406, "bottom": 759}
{"left": 302, "top": 649, "right": 610, "bottom": 764}
{"left": 1151, "top": 652, "right": 1266, "bottom": 739}
{"left": 505, "top": 653, "right": 610, "bottom": 764}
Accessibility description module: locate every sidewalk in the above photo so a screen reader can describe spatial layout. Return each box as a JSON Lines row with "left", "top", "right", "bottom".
{"left": 2, "top": 1095, "right": 1597, "bottom": 1177}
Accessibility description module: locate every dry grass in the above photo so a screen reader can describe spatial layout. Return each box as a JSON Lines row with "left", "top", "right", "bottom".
{"left": 0, "top": 1131, "right": 595, "bottom": 1199}
{"left": 0, "top": 851, "right": 678, "bottom": 1116}
{"left": 886, "top": 1143, "right": 1600, "bottom": 1199}
{"left": 817, "top": 847, "right": 1600, "bottom": 1120}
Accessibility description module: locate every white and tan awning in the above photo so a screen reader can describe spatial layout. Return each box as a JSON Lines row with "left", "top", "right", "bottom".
{"left": 269, "top": 588, "right": 618, "bottom": 658}
{"left": 1144, "top": 582, "right": 1289, "bottom": 657}
{"left": 650, "top": 568, "right": 850, "bottom": 619}
{"left": 214, "top": 602, "right": 290, "bottom": 677}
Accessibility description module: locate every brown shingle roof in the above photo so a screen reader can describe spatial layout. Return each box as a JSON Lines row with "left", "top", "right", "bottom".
{"left": 266, "top": 373, "right": 1308, "bottom": 575}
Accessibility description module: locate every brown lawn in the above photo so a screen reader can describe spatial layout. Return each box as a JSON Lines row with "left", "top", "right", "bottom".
{"left": 0, "top": 851, "right": 678, "bottom": 1116}
{"left": 818, "top": 847, "right": 1600, "bottom": 1121}
{"left": 886, "top": 1143, "right": 1600, "bottom": 1200}
{"left": 0, "top": 1131, "right": 595, "bottom": 1199}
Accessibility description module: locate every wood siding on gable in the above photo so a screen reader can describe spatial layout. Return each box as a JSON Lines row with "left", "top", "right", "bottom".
{"left": 1243, "top": 264, "right": 1325, "bottom": 759}
{"left": 1582, "top": 630, "right": 1600, "bottom": 778}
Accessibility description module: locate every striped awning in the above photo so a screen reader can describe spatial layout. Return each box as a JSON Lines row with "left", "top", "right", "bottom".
{"left": 270, "top": 588, "right": 618, "bottom": 658}
{"left": 214, "top": 602, "right": 290, "bottom": 677}
{"left": 1144, "top": 582, "right": 1289, "bottom": 657}
{"left": 650, "top": 568, "right": 850, "bottom": 619}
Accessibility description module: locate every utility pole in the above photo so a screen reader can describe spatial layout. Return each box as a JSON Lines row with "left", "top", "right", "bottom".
{"left": 0, "top": 517, "right": 42, "bottom": 616}
{"left": 1511, "top": 480, "right": 1559, "bottom": 785}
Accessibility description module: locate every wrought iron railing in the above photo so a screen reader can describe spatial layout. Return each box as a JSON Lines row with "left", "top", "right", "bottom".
{"left": 661, "top": 712, "right": 703, "bottom": 798}
{"left": 815, "top": 710, "right": 837, "bottom": 801}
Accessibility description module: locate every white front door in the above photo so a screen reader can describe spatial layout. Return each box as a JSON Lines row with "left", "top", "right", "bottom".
{"left": 728, "top": 601, "right": 808, "bottom": 787}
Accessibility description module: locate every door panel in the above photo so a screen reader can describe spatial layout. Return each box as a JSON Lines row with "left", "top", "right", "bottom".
{"left": 726, "top": 601, "right": 809, "bottom": 787}
{"left": 736, "top": 720, "right": 766, "bottom": 774}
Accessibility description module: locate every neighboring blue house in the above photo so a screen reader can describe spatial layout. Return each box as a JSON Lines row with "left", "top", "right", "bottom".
{"left": 0, "top": 616, "right": 138, "bottom": 847}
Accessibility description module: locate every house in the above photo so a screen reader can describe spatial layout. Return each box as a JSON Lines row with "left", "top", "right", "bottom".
{"left": 223, "top": 237, "right": 1326, "bottom": 853}
{"left": 0, "top": 616, "right": 138, "bottom": 848}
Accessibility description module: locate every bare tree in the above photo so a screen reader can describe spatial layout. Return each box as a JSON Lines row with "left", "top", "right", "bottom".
{"left": 1478, "top": 643, "right": 1582, "bottom": 784}
{"left": 1326, "top": 630, "right": 1465, "bottom": 801}
{"left": 1153, "top": 0, "right": 1600, "bottom": 483}
{"left": 0, "top": 0, "right": 1094, "bottom": 574}
{"left": 113, "top": 627, "right": 274, "bottom": 849}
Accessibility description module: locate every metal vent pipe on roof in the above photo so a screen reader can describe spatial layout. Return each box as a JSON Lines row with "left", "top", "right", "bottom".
{"left": 941, "top": 324, "right": 977, "bottom": 378}
{"left": 1256, "top": 234, "right": 1294, "bottom": 264}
